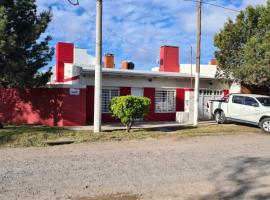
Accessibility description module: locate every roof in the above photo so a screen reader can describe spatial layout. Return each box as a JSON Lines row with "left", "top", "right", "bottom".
{"left": 80, "top": 67, "right": 215, "bottom": 80}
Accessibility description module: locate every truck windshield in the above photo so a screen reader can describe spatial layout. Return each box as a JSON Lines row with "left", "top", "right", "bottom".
{"left": 256, "top": 97, "right": 270, "bottom": 106}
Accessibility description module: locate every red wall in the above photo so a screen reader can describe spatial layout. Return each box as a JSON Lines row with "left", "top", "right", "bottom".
{"left": 0, "top": 86, "right": 186, "bottom": 127}
{"left": 120, "top": 87, "right": 131, "bottom": 96}
{"left": 176, "top": 89, "right": 185, "bottom": 112}
{"left": 56, "top": 42, "right": 74, "bottom": 82}
{"left": 86, "top": 86, "right": 94, "bottom": 124}
{"left": 159, "top": 46, "right": 180, "bottom": 72}
{"left": 0, "top": 88, "right": 86, "bottom": 126}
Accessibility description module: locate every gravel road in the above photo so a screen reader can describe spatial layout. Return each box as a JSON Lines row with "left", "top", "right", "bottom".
{"left": 1, "top": 133, "right": 270, "bottom": 200}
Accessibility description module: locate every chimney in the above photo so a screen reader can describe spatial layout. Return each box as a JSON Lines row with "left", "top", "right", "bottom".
{"left": 122, "top": 61, "right": 135, "bottom": 70}
{"left": 122, "top": 61, "right": 129, "bottom": 70}
{"left": 56, "top": 42, "right": 74, "bottom": 82}
{"left": 208, "top": 59, "right": 218, "bottom": 65}
{"left": 104, "top": 53, "right": 114, "bottom": 68}
{"left": 159, "top": 46, "right": 179, "bottom": 72}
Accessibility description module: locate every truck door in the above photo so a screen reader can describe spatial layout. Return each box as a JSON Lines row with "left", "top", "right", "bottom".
{"left": 241, "top": 97, "right": 260, "bottom": 123}
{"left": 228, "top": 95, "right": 245, "bottom": 120}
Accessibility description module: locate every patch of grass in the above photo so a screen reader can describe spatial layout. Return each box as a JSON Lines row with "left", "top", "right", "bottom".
{"left": 0, "top": 123, "right": 262, "bottom": 148}
{"left": 173, "top": 123, "right": 261, "bottom": 137}
{"left": 0, "top": 125, "right": 163, "bottom": 148}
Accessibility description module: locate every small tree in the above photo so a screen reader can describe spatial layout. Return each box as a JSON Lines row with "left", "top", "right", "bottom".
{"left": 110, "top": 96, "right": 151, "bottom": 132}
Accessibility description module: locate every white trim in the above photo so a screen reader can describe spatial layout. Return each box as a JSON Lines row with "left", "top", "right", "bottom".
{"left": 80, "top": 67, "right": 214, "bottom": 79}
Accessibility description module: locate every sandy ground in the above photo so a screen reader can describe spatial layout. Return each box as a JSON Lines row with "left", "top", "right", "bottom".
{"left": 1, "top": 133, "right": 270, "bottom": 200}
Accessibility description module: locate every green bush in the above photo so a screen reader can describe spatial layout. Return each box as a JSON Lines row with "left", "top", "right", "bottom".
{"left": 110, "top": 96, "right": 151, "bottom": 132}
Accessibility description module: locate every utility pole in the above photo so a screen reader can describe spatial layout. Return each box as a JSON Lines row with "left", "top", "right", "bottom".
{"left": 94, "top": 0, "right": 102, "bottom": 133}
{"left": 193, "top": 0, "right": 201, "bottom": 126}
{"left": 190, "top": 46, "right": 193, "bottom": 89}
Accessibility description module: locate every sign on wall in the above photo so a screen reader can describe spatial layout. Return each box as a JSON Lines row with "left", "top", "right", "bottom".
{"left": 69, "top": 88, "right": 80, "bottom": 96}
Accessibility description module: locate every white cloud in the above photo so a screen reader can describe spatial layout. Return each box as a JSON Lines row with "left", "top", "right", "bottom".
{"left": 36, "top": 0, "right": 268, "bottom": 69}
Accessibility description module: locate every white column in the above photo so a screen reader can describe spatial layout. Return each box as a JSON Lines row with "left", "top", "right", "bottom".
{"left": 94, "top": 0, "right": 102, "bottom": 133}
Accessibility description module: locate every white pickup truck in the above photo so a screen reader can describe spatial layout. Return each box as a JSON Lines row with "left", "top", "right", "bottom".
{"left": 208, "top": 94, "right": 270, "bottom": 132}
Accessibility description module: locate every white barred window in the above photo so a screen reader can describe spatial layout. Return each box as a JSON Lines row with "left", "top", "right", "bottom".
{"left": 155, "top": 90, "right": 176, "bottom": 113}
{"left": 102, "top": 88, "right": 119, "bottom": 113}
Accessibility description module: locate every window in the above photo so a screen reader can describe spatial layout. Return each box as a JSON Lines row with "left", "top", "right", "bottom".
{"left": 256, "top": 97, "right": 270, "bottom": 106}
{"left": 102, "top": 88, "right": 119, "bottom": 113}
{"left": 232, "top": 96, "right": 244, "bottom": 105}
{"left": 155, "top": 90, "right": 176, "bottom": 112}
{"left": 245, "top": 97, "right": 258, "bottom": 106}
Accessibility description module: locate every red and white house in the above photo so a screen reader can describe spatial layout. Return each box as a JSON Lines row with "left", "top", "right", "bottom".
{"left": 50, "top": 42, "right": 232, "bottom": 124}
{"left": 0, "top": 42, "right": 236, "bottom": 126}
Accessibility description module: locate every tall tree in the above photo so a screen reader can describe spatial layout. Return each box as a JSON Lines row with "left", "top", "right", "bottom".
{"left": 214, "top": 1, "right": 270, "bottom": 87}
{"left": 0, "top": 0, "right": 53, "bottom": 128}
{"left": 0, "top": 0, "right": 54, "bottom": 88}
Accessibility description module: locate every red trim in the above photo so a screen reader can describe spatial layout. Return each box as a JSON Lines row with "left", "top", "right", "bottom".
{"left": 102, "top": 113, "right": 119, "bottom": 123}
{"left": 143, "top": 88, "right": 155, "bottom": 120}
{"left": 56, "top": 42, "right": 74, "bottom": 82}
{"left": 184, "top": 88, "right": 194, "bottom": 91}
{"left": 120, "top": 87, "right": 131, "bottom": 96}
{"left": 176, "top": 89, "right": 185, "bottom": 111}
{"left": 223, "top": 90, "right": 229, "bottom": 96}
{"left": 86, "top": 86, "right": 94, "bottom": 124}
{"left": 62, "top": 75, "right": 80, "bottom": 82}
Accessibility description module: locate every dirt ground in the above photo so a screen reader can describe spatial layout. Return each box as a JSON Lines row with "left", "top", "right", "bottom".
{"left": 1, "top": 132, "right": 270, "bottom": 200}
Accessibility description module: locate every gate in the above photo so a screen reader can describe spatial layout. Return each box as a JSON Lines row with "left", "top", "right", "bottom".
{"left": 199, "top": 90, "right": 223, "bottom": 120}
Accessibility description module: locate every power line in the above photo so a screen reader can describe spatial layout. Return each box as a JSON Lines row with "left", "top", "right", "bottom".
{"left": 183, "top": 0, "right": 241, "bottom": 13}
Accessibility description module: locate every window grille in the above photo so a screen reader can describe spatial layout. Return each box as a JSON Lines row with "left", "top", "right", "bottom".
{"left": 102, "top": 88, "right": 119, "bottom": 113}
{"left": 155, "top": 90, "right": 176, "bottom": 113}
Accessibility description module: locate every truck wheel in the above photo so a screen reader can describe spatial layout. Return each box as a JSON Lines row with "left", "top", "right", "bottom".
{"left": 260, "top": 118, "right": 270, "bottom": 133}
{"left": 215, "top": 111, "right": 226, "bottom": 124}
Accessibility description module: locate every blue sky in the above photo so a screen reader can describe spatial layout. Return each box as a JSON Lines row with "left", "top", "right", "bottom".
{"left": 37, "top": 0, "right": 267, "bottom": 71}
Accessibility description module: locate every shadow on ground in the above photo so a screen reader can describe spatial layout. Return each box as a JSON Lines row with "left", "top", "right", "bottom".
{"left": 198, "top": 157, "right": 270, "bottom": 200}
{"left": 147, "top": 125, "right": 197, "bottom": 133}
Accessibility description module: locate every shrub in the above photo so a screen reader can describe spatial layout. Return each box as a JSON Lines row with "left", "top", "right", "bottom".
{"left": 110, "top": 96, "right": 151, "bottom": 132}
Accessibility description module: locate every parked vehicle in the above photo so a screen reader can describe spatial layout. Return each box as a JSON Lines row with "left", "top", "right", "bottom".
{"left": 208, "top": 94, "right": 270, "bottom": 132}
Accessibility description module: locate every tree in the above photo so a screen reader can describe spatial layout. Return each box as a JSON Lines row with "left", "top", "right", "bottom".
{"left": 214, "top": 1, "right": 270, "bottom": 87}
{"left": 110, "top": 96, "right": 151, "bottom": 132}
{"left": 0, "top": 0, "right": 53, "bottom": 128}
{"left": 0, "top": 0, "right": 54, "bottom": 88}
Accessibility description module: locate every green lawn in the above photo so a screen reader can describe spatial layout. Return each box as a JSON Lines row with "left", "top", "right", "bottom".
{"left": 0, "top": 123, "right": 262, "bottom": 148}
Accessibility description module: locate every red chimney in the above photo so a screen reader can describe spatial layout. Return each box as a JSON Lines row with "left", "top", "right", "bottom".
{"left": 56, "top": 42, "right": 74, "bottom": 82}
{"left": 159, "top": 46, "right": 179, "bottom": 72}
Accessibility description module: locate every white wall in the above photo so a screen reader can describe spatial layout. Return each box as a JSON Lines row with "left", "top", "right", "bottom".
{"left": 152, "top": 64, "right": 217, "bottom": 78}
{"left": 80, "top": 73, "right": 228, "bottom": 90}
{"left": 61, "top": 64, "right": 81, "bottom": 85}
{"left": 74, "top": 48, "right": 95, "bottom": 68}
